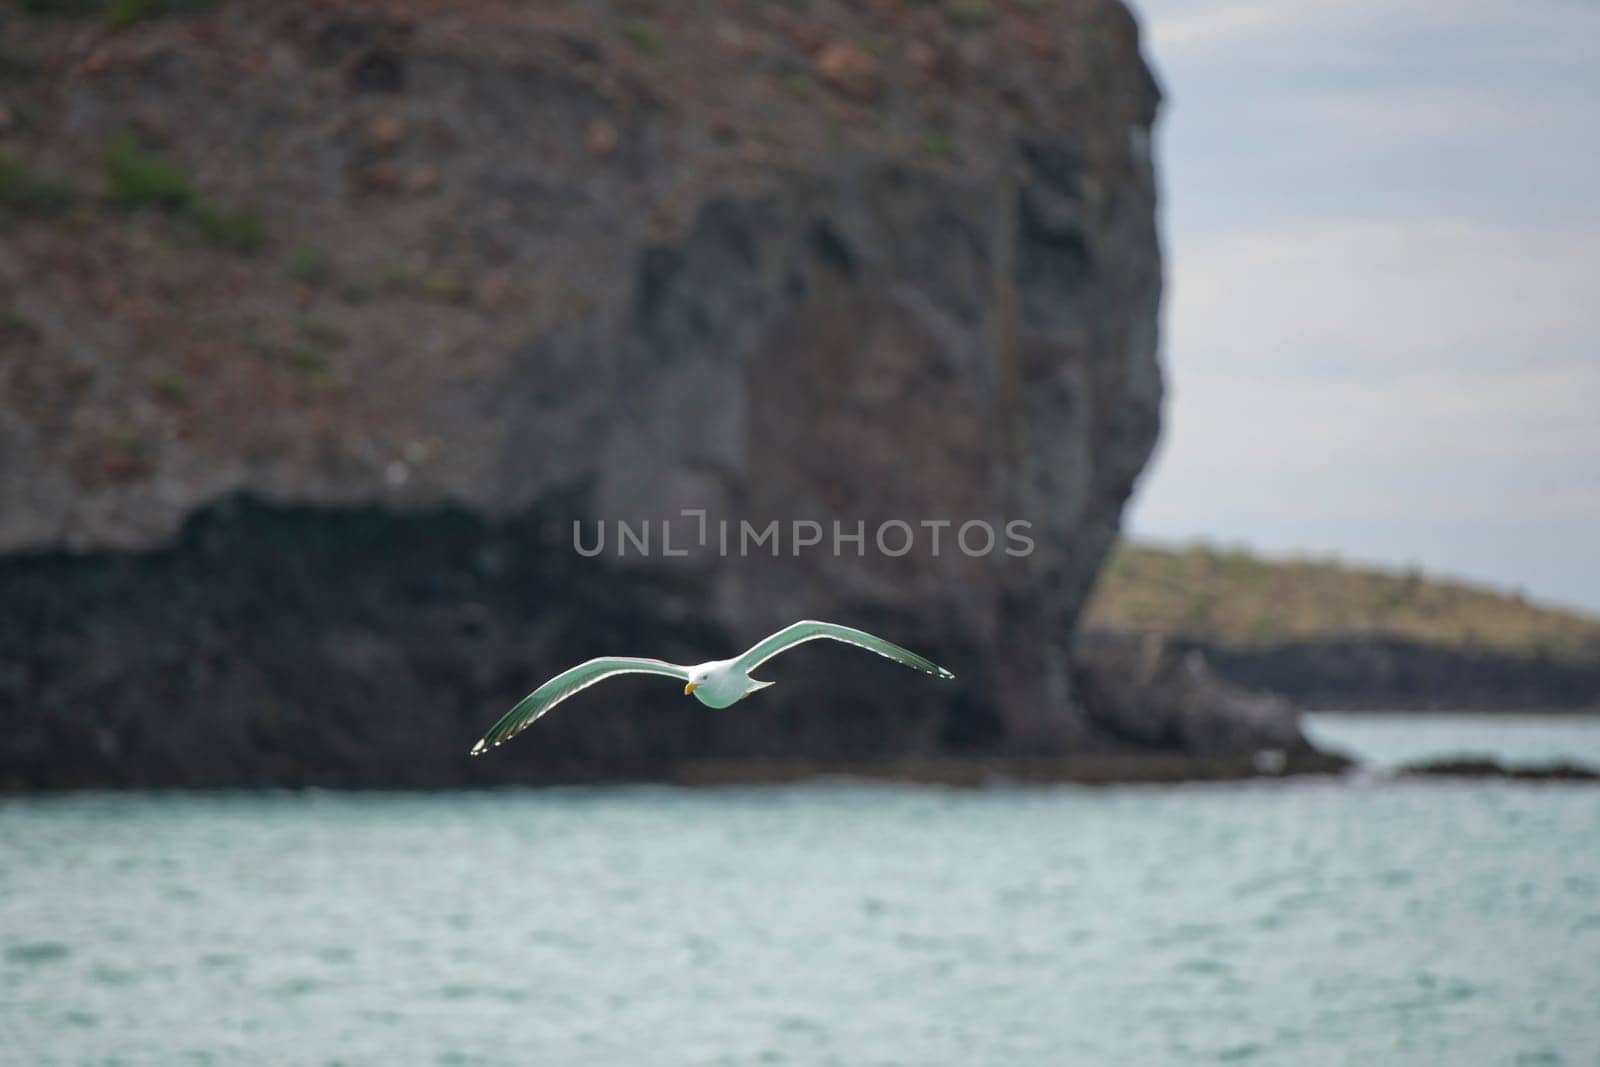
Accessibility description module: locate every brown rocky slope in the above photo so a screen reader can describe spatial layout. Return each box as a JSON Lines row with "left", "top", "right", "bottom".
{"left": 0, "top": 0, "right": 1326, "bottom": 788}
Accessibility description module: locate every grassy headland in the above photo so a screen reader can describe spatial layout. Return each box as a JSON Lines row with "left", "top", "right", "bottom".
{"left": 1084, "top": 542, "right": 1600, "bottom": 666}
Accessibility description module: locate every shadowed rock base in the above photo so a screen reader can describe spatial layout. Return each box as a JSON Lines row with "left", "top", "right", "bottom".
{"left": 0, "top": 499, "right": 1330, "bottom": 791}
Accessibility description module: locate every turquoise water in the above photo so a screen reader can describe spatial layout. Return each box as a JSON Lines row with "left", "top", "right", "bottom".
{"left": 3, "top": 719, "right": 1598, "bottom": 1065}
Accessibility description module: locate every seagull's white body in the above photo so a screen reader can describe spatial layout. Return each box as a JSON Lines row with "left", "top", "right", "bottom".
{"left": 471, "top": 619, "right": 952, "bottom": 755}
{"left": 680, "top": 658, "right": 773, "bottom": 709}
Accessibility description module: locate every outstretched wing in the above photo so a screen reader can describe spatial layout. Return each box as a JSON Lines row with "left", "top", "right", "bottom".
{"left": 470, "top": 657, "right": 690, "bottom": 755}
{"left": 732, "top": 620, "right": 954, "bottom": 680}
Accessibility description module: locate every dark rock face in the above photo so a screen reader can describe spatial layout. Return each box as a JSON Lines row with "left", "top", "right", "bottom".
{"left": 0, "top": 2, "right": 1312, "bottom": 787}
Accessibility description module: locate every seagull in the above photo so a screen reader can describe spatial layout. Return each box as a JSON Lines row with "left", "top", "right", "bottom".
{"left": 470, "top": 619, "right": 954, "bottom": 755}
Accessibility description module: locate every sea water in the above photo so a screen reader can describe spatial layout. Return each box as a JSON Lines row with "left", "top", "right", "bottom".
{"left": 3, "top": 716, "right": 1597, "bottom": 1066}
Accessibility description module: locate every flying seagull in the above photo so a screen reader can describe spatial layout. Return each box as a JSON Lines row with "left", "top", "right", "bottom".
{"left": 470, "top": 619, "right": 953, "bottom": 755}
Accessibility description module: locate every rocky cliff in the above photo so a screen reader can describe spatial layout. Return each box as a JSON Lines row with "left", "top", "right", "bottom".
{"left": 0, "top": 1, "right": 1318, "bottom": 788}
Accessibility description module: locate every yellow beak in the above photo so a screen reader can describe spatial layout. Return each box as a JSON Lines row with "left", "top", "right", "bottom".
{"left": 684, "top": 682, "right": 697, "bottom": 695}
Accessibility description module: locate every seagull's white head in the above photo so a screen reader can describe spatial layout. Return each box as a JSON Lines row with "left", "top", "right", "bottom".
{"left": 682, "top": 660, "right": 756, "bottom": 709}
{"left": 683, "top": 663, "right": 715, "bottom": 696}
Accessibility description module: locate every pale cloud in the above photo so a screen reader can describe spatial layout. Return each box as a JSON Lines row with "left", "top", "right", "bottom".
{"left": 1146, "top": 0, "right": 1598, "bottom": 61}
{"left": 1171, "top": 220, "right": 1600, "bottom": 376}
{"left": 1124, "top": 0, "right": 1600, "bottom": 610}
{"left": 1146, "top": 364, "right": 1600, "bottom": 502}
{"left": 1148, "top": 0, "right": 1310, "bottom": 52}
{"left": 1133, "top": 353, "right": 1600, "bottom": 603}
{"left": 1271, "top": 88, "right": 1553, "bottom": 141}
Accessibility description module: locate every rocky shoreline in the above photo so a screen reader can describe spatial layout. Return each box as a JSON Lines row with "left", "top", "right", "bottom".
{"left": 1, "top": 495, "right": 1333, "bottom": 792}
{"left": 1395, "top": 758, "right": 1599, "bottom": 783}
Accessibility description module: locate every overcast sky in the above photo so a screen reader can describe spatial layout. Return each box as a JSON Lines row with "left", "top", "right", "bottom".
{"left": 1122, "top": 0, "right": 1600, "bottom": 612}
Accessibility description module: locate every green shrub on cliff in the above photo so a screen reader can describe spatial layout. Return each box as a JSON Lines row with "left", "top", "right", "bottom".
{"left": 195, "top": 203, "right": 266, "bottom": 254}
{"left": 0, "top": 154, "right": 78, "bottom": 216}
{"left": 945, "top": 0, "right": 995, "bottom": 29}
{"left": 288, "top": 243, "right": 332, "bottom": 286}
{"left": 105, "top": 133, "right": 194, "bottom": 211}
{"left": 18, "top": 0, "right": 107, "bottom": 16}
{"left": 922, "top": 132, "right": 958, "bottom": 161}
{"left": 107, "top": 0, "right": 218, "bottom": 30}
{"left": 19, "top": 0, "right": 220, "bottom": 28}
{"left": 103, "top": 134, "right": 267, "bottom": 253}
{"left": 618, "top": 20, "right": 663, "bottom": 57}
